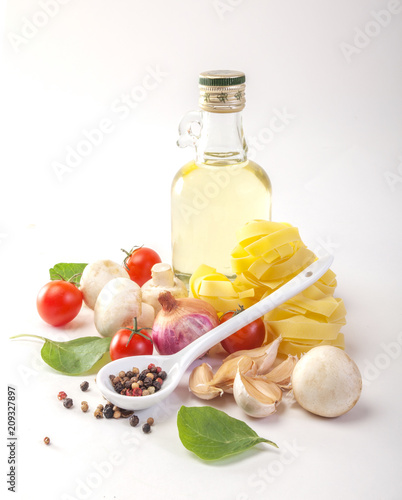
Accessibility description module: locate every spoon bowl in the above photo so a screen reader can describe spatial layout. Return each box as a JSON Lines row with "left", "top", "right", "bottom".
{"left": 97, "top": 353, "right": 190, "bottom": 411}
{"left": 97, "top": 255, "right": 333, "bottom": 411}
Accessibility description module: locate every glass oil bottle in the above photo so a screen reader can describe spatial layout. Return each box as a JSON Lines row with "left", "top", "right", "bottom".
{"left": 172, "top": 70, "right": 272, "bottom": 282}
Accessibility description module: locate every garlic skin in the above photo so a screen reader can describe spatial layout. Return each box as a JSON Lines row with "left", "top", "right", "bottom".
{"left": 209, "top": 356, "right": 256, "bottom": 394}
{"left": 189, "top": 363, "right": 222, "bottom": 400}
{"left": 223, "top": 337, "right": 282, "bottom": 375}
{"left": 264, "top": 355, "right": 298, "bottom": 390}
{"left": 233, "top": 370, "right": 282, "bottom": 418}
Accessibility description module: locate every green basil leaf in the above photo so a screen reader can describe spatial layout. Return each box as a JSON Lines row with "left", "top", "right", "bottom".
{"left": 11, "top": 335, "right": 111, "bottom": 375}
{"left": 177, "top": 406, "right": 278, "bottom": 461}
{"left": 49, "top": 263, "right": 88, "bottom": 286}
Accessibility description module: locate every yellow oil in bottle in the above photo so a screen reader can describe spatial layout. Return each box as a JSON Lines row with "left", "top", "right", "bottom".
{"left": 171, "top": 159, "right": 272, "bottom": 282}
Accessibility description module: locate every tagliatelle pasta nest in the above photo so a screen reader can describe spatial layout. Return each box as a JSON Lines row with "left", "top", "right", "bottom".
{"left": 190, "top": 220, "right": 346, "bottom": 356}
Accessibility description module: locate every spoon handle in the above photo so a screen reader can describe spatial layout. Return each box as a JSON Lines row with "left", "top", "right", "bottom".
{"left": 177, "top": 254, "right": 334, "bottom": 370}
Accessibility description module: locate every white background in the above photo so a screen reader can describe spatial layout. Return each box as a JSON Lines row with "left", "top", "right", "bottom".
{"left": 1, "top": 1, "right": 402, "bottom": 499}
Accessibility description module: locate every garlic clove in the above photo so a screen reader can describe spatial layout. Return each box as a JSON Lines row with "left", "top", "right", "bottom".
{"left": 233, "top": 370, "right": 282, "bottom": 418}
{"left": 223, "top": 337, "right": 282, "bottom": 375}
{"left": 189, "top": 363, "right": 223, "bottom": 400}
{"left": 264, "top": 355, "right": 298, "bottom": 389}
{"left": 209, "top": 355, "right": 256, "bottom": 393}
{"left": 255, "top": 337, "right": 282, "bottom": 375}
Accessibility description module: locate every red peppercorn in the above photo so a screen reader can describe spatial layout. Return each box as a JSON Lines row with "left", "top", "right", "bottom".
{"left": 156, "top": 377, "right": 163, "bottom": 385}
{"left": 58, "top": 391, "right": 67, "bottom": 400}
{"left": 156, "top": 366, "right": 162, "bottom": 373}
{"left": 148, "top": 363, "right": 155, "bottom": 370}
{"left": 133, "top": 387, "right": 142, "bottom": 397}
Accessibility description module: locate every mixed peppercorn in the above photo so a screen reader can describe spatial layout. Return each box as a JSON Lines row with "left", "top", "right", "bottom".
{"left": 109, "top": 364, "right": 167, "bottom": 397}
{"left": 55, "top": 380, "right": 155, "bottom": 433}
{"left": 80, "top": 381, "right": 89, "bottom": 392}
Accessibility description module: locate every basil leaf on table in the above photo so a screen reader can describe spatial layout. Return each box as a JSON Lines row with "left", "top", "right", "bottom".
{"left": 49, "top": 263, "right": 88, "bottom": 286}
{"left": 11, "top": 335, "right": 111, "bottom": 375}
{"left": 177, "top": 406, "right": 278, "bottom": 461}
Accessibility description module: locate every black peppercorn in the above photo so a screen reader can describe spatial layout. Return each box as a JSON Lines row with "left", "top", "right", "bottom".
{"left": 143, "top": 377, "right": 152, "bottom": 388}
{"left": 129, "top": 414, "right": 139, "bottom": 427}
{"left": 63, "top": 398, "right": 73, "bottom": 409}
{"left": 103, "top": 406, "right": 114, "bottom": 419}
{"left": 80, "top": 381, "right": 89, "bottom": 392}
{"left": 159, "top": 371, "right": 167, "bottom": 380}
{"left": 114, "top": 382, "right": 124, "bottom": 394}
{"left": 142, "top": 423, "right": 151, "bottom": 434}
{"left": 152, "top": 381, "right": 162, "bottom": 391}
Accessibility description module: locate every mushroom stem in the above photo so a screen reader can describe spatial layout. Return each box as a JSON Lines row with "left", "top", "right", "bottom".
{"left": 141, "top": 263, "right": 188, "bottom": 315}
{"left": 152, "top": 263, "right": 175, "bottom": 287}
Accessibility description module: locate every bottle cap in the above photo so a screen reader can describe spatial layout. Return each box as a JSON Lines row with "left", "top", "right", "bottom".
{"left": 198, "top": 70, "right": 246, "bottom": 113}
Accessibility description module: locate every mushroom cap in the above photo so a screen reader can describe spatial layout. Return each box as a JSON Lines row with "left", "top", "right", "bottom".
{"left": 94, "top": 277, "right": 141, "bottom": 337}
{"left": 80, "top": 260, "right": 129, "bottom": 310}
{"left": 136, "top": 302, "right": 155, "bottom": 329}
{"left": 291, "top": 345, "right": 362, "bottom": 418}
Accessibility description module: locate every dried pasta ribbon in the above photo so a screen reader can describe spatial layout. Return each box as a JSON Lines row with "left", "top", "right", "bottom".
{"left": 276, "top": 333, "right": 345, "bottom": 357}
{"left": 231, "top": 220, "right": 346, "bottom": 356}
{"left": 189, "top": 264, "right": 255, "bottom": 314}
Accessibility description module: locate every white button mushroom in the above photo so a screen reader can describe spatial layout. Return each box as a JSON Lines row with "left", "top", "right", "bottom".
{"left": 80, "top": 260, "right": 129, "bottom": 310}
{"left": 141, "top": 263, "right": 188, "bottom": 315}
{"left": 94, "top": 277, "right": 142, "bottom": 337}
{"left": 291, "top": 345, "right": 362, "bottom": 418}
{"left": 136, "top": 302, "right": 155, "bottom": 330}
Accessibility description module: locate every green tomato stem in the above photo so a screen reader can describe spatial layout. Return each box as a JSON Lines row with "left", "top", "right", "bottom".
{"left": 125, "top": 317, "right": 153, "bottom": 347}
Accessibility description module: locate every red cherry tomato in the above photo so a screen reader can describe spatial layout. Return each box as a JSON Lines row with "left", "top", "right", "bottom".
{"left": 123, "top": 246, "right": 162, "bottom": 287}
{"left": 109, "top": 326, "right": 153, "bottom": 361}
{"left": 220, "top": 311, "right": 266, "bottom": 354}
{"left": 37, "top": 280, "right": 82, "bottom": 327}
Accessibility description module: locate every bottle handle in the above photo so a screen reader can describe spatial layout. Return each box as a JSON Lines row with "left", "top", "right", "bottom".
{"left": 177, "top": 110, "right": 202, "bottom": 148}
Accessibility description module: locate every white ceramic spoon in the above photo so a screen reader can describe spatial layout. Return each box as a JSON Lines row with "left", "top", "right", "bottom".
{"left": 97, "top": 254, "right": 333, "bottom": 411}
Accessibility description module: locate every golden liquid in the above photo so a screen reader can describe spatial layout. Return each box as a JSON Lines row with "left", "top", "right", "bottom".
{"left": 171, "top": 159, "right": 272, "bottom": 282}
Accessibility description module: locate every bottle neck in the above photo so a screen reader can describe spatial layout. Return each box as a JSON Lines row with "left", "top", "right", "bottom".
{"left": 195, "top": 111, "right": 248, "bottom": 165}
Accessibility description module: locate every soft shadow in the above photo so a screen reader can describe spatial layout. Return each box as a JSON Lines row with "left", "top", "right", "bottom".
{"left": 190, "top": 441, "right": 280, "bottom": 467}
{"left": 293, "top": 400, "right": 371, "bottom": 423}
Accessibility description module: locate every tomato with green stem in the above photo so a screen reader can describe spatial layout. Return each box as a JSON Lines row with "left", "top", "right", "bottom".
{"left": 220, "top": 306, "right": 266, "bottom": 354}
{"left": 122, "top": 246, "right": 162, "bottom": 287}
{"left": 37, "top": 280, "right": 83, "bottom": 327}
{"left": 109, "top": 319, "right": 153, "bottom": 360}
